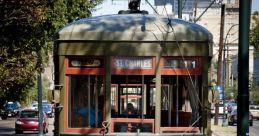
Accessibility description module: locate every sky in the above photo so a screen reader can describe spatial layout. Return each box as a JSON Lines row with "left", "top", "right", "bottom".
{"left": 252, "top": 0, "right": 259, "bottom": 12}
{"left": 92, "top": 0, "right": 155, "bottom": 16}
{"left": 92, "top": 0, "right": 259, "bottom": 16}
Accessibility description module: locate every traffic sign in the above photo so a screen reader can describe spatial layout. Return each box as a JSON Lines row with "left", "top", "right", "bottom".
{"left": 215, "top": 85, "right": 223, "bottom": 94}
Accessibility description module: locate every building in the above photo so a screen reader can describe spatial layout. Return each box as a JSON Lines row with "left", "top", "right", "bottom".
{"left": 195, "top": 1, "right": 255, "bottom": 86}
{"left": 154, "top": 0, "right": 197, "bottom": 20}
{"left": 230, "top": 46, "right": 255, "bottom": 86}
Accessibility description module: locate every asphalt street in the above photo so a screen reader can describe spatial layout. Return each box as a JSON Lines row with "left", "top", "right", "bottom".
{"left": 0, "top": 117, "right": 54, "bottom": 136}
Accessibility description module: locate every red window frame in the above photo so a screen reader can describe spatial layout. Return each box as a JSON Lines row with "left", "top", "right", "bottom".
{"left": 64, "top": 57, "right": 106, "bottom": 134}
{"left": 65, "top": 57, "right": 105, "bottom": 75}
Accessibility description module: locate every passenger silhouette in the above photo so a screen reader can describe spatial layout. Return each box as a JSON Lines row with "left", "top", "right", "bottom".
{"left": 127, "top": 103, "right": 135, "bottom": 115}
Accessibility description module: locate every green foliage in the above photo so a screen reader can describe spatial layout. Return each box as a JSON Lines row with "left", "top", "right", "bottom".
{"left": 0, "top": 0, "right": 45, "bottom": 104}
{"left": 43, "top": 0, "right": 103, "bottom": 40}
{"left": 20, "top": 77, "right": 49, "bottom": 106}
{"left": 251, "top": 86, "right": 259, "bottom": 104}
{"left": 0, "top": 0, "right": 103, "bottom": 106}
{"left": 250, "top": 12, "right": 259, "bottom": 52}
{"left": 18, "top": 81, "right": 38, "bottom": 107}
{"left": 224, "top": 85, "right": 237, "bottom": 101}
{"left": 250, "top": 85, "right": 259, "bottom": 104}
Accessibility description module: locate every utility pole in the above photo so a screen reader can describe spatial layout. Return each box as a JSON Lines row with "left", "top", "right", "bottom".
{"left": 37, "top": 49, "right": 43, "bottom": 136}
{"left": 215, "top": 4, "right": 225, "bottom": 125}
{"left": 178, "top": 0, "right": 182, "bottom": 19}
{"left": 37, "top": 73, "right": 43, "bottom": 136}
{"left": 237, "top": 0, "right": 251, "bottom": 135}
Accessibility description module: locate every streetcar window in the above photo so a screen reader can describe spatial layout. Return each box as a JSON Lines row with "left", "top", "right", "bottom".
{"left": 68, "top": 75, "right": 104, "bottom": 128}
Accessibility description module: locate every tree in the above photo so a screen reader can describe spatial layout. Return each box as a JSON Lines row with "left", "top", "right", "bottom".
{"left": 0, "top": 0, "right": 46, "bottom": 105}
{"left": 250, "top": 86, "right": 259, "bottom": 104}
{"left": 250, "top": 11, "right": 259, "bottom": 52}
{"left": 0, "top": 0, "right": 103, "bottom": 106}
{"left": 250, "top": 11, "right": 259, "bottom": 104}
{"left": 224, "top": 84, "right": 237, "bottom": 101}
{"left": 43, "top": 0, "right": 103, "bottom": 40}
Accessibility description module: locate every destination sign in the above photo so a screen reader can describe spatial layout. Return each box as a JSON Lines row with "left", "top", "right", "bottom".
{"left": 69, "top": 58, "right": 103, "bottom": 68}
{"left": 164, "top": 59, "right": 197, "bottom": 69}
{"left": 114, "top": 58, "right": 152, "bottom": 69}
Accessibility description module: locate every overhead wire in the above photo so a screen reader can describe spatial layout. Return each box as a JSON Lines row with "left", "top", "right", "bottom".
{"left": 194, "top": 0, "right": 217, "bottom": 23}
{"left": 160, "top": 0, "right": 203, "bottom": 108}
{"left": 145, "top": 0, "right": 207, "bottom": 131}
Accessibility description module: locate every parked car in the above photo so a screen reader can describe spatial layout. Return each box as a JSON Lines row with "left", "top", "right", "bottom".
{"left": 29, "top": 103, "right": 54, "bottom": 118}
{"left": 1, "top": 101, "right": 21, "bottom": 119}
{"left": 225, "top": 101, "right": 237, "bottom": 113}
{"left": 29, "top": 100, "right": 52, "bottom": 110}
{"left": 43, "top": 104, "right": 54, "bottom": 118}
{"left": 15, "top": 109, "right": 49, "bottom": 134}
{"left": 211, "top": 103, "right": 225, "bottom": 118}
{"left": 0, "top": 109, "right": 4, "bottom": 118}
{"left": 228, "top": 109, "right": 253, "bottom": 126}
{"left": 250, "top": 105, "right": 259, "bottom": 120}
{"left": 42, "top": 100, "right": 50, "bottom": 105}
{"left": 29, "top": 103, "right": 38, "bottom": 110}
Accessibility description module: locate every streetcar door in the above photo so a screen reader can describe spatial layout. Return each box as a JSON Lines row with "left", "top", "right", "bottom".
{"left": 119, "top": 85, "right": 142, "bottom": 117}
{"left": 110, "top": 75, "right": 155, "bottom": 133}
{"left": 111, "top": 84, "right": 143, "bottom": 118}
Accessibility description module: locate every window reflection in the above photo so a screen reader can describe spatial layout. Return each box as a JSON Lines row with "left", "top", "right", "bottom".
{"left": 68, "top": 75, "right": 104, "bottom": 128}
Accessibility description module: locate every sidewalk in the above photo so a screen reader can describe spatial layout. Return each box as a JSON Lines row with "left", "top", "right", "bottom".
{"left": 210, "top": 118, "right": 237, "bottom": 136}
{"left": 211, "top": 123, "right": 236, "bottom": 136}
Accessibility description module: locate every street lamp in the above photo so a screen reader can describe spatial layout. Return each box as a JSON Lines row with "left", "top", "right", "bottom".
{"left": 223, "top": 24, "right": 238, "bottom": 87}
{"left": 223, "top": 23, "right": 238, "bottom": 87}
{"left": 222, "top": 23, "right": 238, "bottom": 126}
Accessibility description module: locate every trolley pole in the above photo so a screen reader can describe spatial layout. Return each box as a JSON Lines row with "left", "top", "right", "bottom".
{"left": 237, "top": 0, "right": 251, "bottom": 136}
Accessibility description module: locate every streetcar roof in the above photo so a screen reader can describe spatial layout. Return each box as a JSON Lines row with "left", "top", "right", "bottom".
{"left": 56, "top": 14, "right": 212, "bottom": 42}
